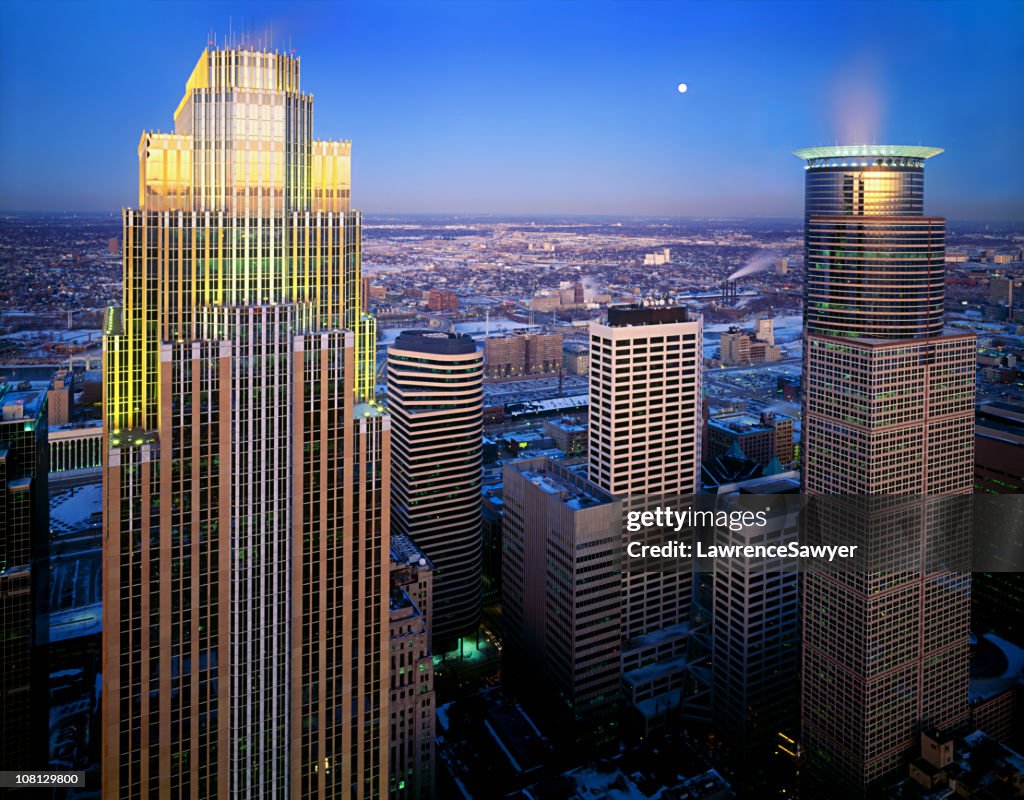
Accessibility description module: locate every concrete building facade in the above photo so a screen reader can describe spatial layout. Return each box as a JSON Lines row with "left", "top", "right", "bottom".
{"left": 388, "top": 535, "right": 435, "bottom": 800}
{"left": 502, "top": 457, "right": 622, "bottom": 739}
{"left": 387, "top": 331, "right": 483, "bottom": 648}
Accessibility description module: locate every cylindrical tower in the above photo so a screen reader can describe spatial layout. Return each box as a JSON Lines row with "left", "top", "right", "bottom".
{"left": 387, "top": 331, "right": 483, "bottom": 648}
{"left": 795, "top": 145, "right": 945, "bottom": 339}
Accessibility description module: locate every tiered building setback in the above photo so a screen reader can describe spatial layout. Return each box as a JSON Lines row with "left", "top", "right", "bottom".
{"left": 102, "top": 46, "right": 390, "bottom": 799}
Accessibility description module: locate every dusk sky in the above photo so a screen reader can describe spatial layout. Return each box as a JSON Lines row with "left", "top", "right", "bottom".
{"left": 2, "top": 0, "right": 1023, "bottom": 220}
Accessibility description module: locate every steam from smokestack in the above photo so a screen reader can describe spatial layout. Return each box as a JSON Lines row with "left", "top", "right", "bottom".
{"left": 728, "top": 251, "right": 779, "bottom": 281}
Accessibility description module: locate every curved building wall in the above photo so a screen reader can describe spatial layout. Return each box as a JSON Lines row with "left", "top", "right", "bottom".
{"left": 804, "top": 162, "right": 926, "bottom": 218}
{"left": 805, "top": 216, "right": 945, "bottom": 339}
{"left": 387, "top": 332, "right": 483, "bottom": 646}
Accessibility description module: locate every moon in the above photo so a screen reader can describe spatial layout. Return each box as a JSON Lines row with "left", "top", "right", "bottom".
{"left": 677, "top": 83, "right": 688, "bottom": 93}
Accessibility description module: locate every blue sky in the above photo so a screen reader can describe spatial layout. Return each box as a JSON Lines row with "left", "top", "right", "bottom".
{"left": 2, "top": 0, "right": 1023, "bottom": 219}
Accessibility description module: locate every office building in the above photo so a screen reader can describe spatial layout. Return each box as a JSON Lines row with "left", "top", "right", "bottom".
{"left": 484, "top": 334, "right": 527, "bottom": 377}
{"left": 589, "top": 304, "right": 702, "bottom": 499}
{"left": 102, "top": 46, "right": 390, "bottom": 798}
{"left": 719, "top": 328, "right": 750, "bottom": 365}
{"left": 989, "top": 276, "right": 1014, "bottom": 307}
{"left": 704, "top": 411, "right": 794, "bottom": 466}
{"left": 483, "top": 332, "right": 564, "bottom": 377}
{"left": 562, "top": 341, "right": 590, "bottom": 375}
{"left": 643, "top": 248, "right": 672, "bottom": 266}
{"left": 0, "top": 378, "right": 49, "bottom": 771}
{"left": 710, "top": 471, "right": 801, "bottom": 754}
{"left": 588, "top": 305, "right": 703, "bottom": 727}
{"left": 47, "top": 368, "right": 74, "bottom": 425}
{"left": 526, "top": 332, "right": 564, "bottom": 373}
{"left": 502, "top": 457, "right": 622, "bottom": 739}
{"left": 426, "top": 288, "right": 458, "bottom": 312}
{"left": 795, "top": 145, "right": 975, "bottom": 795}
{"left": 388, "top": 535, "right": 435, "bottom": 800}
{"left": 975, "top": 401, "right": 1024, "bottom": 494}
{"left": 748, "top": 339, "right": 781, "bottom": 363}
{"left": 543, "top": 416, "right": 588, "bottom": 455}
{"left": 719, "top": 326, "right": 780, "bottom": 366}
{"left": 387, "top": 330, "right": 483, "bottom": 647}
{"left": 973, "top": 401, "right": 1024, "bottom": 644}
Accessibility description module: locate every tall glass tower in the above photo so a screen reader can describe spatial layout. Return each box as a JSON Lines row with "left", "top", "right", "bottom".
{"left": 102, "top": 46, "right": 389, "bottom": 798}
{"left": 795, "top": 146, "right": 975, "bottom": 796}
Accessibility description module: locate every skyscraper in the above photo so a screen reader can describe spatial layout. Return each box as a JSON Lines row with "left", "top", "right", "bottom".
{"left": 795, "top": 145, "right": 975, "bottom": 796}
{"left": 102, "top": 45, "right": 390, "bottom": 798}
{"left": 709, "top": 472, "right": 801, "bottom": 755}
{"left": 387, "top": 330, "right": 483, "bottom": 648}
{"left": 588, "top": 304, "right": 703, "bottom": 729}
{"left": 588, "top": 305, "right": 702, "bottom": 501}
{"left": 502, "top": 457, "right": 622, "bottom": 741}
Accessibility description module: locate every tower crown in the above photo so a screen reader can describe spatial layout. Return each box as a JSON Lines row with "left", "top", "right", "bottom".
{"left": 175, "top": 47, "right": 302, "bottom": 121}
{"left": 794, "top": 145, "right": 942, "bottom": 170}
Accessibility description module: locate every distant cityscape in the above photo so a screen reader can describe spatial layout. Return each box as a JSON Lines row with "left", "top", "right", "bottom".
{"left": 1, "top": 26, "right": 1024, "bottom": 800}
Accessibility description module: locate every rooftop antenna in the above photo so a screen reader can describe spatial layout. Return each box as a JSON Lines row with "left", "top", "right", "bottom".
{"left": 229, "top": 15, "right": 233, "bottom": 48}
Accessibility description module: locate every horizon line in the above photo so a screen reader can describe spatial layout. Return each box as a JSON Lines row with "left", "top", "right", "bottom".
{"left": 2, "top": 209, "right": 1023, "bottom": 226}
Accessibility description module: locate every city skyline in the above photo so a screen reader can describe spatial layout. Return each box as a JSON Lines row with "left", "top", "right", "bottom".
{"left": 2, "top": 0, "right": 1023, "bottom": 220}
{"left": 0, "top": 5, "right": 1022, "bottom": 798}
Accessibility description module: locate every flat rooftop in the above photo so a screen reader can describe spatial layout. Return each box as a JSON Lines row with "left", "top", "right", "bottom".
{"left": 0, "top": 379, "right": 50, "bottom": 421}
{"left": 51, "top": 483, "right": 104, "bottom": 536}
{"left": 606, "top": 304, "right": 689, "bottom": 327}
{"left": 977, "top": 401, "right": 1024, "bottom": 445}
{"left": 390, "top": 533, "right": 431, "bottom": 568}
{"left": 545, "top": 418, "right": 586, "bottom": 433}
{"left": 709, "top": 412, "right": 790, "bottom": 433}
{"left": 518, "top": 467, "right": 610, "bottom": 511}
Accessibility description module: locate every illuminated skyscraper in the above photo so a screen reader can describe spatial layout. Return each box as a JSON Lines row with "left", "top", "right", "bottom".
{"left": 102, "top": 46, "right": 389, "bottom": 798}
{"left": 796, "top": 146, "right": 974, "bottom": 796}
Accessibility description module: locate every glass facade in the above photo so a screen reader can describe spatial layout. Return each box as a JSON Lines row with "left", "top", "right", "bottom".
{"left": 103, "top": 47, "right": 389, "bottom": 799}
{"left": 796, "top": 146, "right": 974, "bottom": 796}
{"left": 798, "top": 148, "right": 946, "bottom": 340}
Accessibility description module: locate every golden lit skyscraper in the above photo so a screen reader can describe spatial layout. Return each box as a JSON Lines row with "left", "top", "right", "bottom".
{"left": 102, "top": 46, "right": 389, "bottom": 798}
{"left": 796, "top": 146, "right": 974, "bottom": 797}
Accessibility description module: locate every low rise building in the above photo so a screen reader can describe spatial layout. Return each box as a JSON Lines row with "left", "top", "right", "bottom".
{"left": 427, "top": 288, "right": 458, "bottom": 312}
{"left": 543, "top": 417, "right": 588, "bottom": 455}
{"left": 704, "top": 411, "right": 795, "bottom": 466}
{"left": 562, "top": 341, "right": 590, "bottom": 375}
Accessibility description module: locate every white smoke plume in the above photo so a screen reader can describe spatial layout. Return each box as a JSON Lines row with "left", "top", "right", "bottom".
{"left": 728, "top": 251, "right": 779, "bottom": 281}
